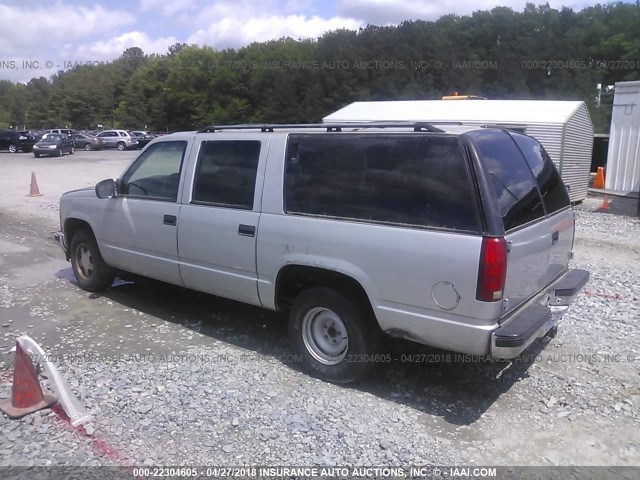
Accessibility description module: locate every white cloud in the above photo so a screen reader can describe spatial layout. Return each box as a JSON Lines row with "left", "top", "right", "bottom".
{"left": 0, "top": 3, "right": 135, "bottom": 53}
{"left": 335, "top": 0, "right": 598, "bottom": 25}
{"left": 139, "top": 0, "right": 199, "bottom": 16}
{"left": 188, "top": 14, "right": 361, "bottom": 48}
{"left": 73, "top": 32, "right": 178, "bottom": 60}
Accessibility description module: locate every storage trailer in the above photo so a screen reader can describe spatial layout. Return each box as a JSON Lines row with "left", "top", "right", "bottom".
{"left": 606, "top": 81, "right": 640, "bottom": 194}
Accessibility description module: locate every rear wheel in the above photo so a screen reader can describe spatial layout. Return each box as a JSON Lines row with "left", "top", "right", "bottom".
{"left": 288, "top": 287, "right": 380, "bottom": 383}
{"left": 70, "top": 229, "right": 115, "bottom": 292}
{"left": 8, "top": 144, "right": 17, "bottom": 153}
{"left": 117, "top": 142, "right": 125, "bottom": 151}
{"left": 84, "top": 143, "right": 92, "bottom": 151}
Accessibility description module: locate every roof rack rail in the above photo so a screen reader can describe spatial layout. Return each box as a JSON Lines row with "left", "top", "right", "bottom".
{"left": 481, "top": 124, "right": 527, "bottom": 131}
{"left": 197, "top": 122, "right": 449, "bottom": 134}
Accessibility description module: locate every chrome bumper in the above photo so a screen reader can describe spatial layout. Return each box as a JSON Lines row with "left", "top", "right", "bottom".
{"left": 491, "top": 269, "right": 589, "bottom": 359}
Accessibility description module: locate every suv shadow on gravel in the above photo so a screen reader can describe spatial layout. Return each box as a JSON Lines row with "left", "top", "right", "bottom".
{"left": 68, "top": 271, "right": 548, "bottom": 426}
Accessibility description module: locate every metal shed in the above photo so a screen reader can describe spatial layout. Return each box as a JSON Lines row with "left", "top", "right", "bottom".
{"left": 606, "top": 81, "right": 640, "bottom": 193}
{"left": 323, "top": 100, "right": 594, "bottom": 202}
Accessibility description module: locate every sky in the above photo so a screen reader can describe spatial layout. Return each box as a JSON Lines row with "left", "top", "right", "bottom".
{"left": 0, "top": 0, "right": 620, "bottom": 82}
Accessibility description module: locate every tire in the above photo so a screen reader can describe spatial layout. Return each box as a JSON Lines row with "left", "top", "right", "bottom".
{"left": 288, "top": 287, "right": 380, "bottom": 383}
{"left": 34, "top": 153, "right": 40, "bottom": 158}
{"left": 84, "top": 143, "right": 92, "bottom": 151}
{"left": 69, "top": 229, "right": 115, "bottom": 292}
{"left": 57, "top": 147, "right": 63, "bottom": 157}
{"left": 8, "top": 144, "right": 17, "bottom": 153}
{"left": 70, "top": 146, "right": 75, "bottom": 155}
{"left": 117, "top": 142, "right": 125, "bottom": 151}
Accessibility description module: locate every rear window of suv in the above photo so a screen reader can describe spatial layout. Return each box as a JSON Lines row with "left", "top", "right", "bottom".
{"left": 284, "top": 134, "right": 481, "bottom": 232}
{"left": 469, "top": 130, "right": 545, "bottom": 232}
{"left": 508, "top": 132, "right": 570, "bottom": 215}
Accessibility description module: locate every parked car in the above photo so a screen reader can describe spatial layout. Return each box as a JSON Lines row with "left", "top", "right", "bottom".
{"left": 56, "top": 123, "right": 589, "bottom": 383}
{"left": 44, "top": 128, "right": 78, "bottom": 136}
{"left": 33, "top": 133, "right": 75, "bottom": 157}
{"left": 0, "top": 129, "right": 36, "bottom": 153}
{"left": 96, "top": 130, "right": 139, "bottom": 150}
{"left": 72, "top": 133, "right": 105, "bottom": 151}
{"left": 129, "top": 131, "right": 156, "bottom": 149}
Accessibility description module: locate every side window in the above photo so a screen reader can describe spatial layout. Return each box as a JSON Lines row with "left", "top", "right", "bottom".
{"left": 509, "top": 132, "right": 570, "bottom": 214}
{"left": 470, "top": 130, "right": 545, "bottom": 231}
{"left": 284, "top": 134, "right": 481, "bottom": 231}
{"left": 120, "top": 141, "right": 187, "bottom": 201}
{"left": 192, "top": 140, "right": 261, "bottom": 210}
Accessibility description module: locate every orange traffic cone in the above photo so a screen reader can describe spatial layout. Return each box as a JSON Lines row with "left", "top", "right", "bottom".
{"left": 601, "top": 194, "right": 609, "bottom": 211}
{"left": 27, "top": 172, "right": 43, "bottom": 197}
{"left": 593, "top": 167, "right": 605, "bottom": 189}
{"left": 0, "top": 343, "right": 56, "bottom": 419}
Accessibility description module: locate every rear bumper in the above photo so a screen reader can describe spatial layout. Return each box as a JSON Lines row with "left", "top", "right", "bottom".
{"left": 491, "top": 268, "right": 589, "bottom": 358}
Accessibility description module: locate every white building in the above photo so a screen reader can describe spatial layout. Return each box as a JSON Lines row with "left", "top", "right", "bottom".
{"left": 606, "top": 81, "right": 640, "bottom": 194}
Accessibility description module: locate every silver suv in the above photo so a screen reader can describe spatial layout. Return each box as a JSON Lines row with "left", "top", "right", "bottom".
{"left": 56, "top": 123, "right": 589, "bottom": 383}
{"left": 96, "top": 129, "right": 139, "bottom": 150}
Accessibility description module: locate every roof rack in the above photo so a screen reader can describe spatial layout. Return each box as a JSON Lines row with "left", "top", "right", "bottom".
{"left": 197, "top": 122, "right": 456, "bottom": 134}
{"left": 481, "top": 124, "right": 528, "bottom": 131}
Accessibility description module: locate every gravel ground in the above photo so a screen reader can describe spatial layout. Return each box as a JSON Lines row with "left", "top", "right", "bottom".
{"left": 1, "top": 177, "right": 639, "bottom": 469}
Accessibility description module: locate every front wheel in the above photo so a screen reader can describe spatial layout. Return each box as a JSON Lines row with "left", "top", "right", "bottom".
{"left": 57, "top": 147, "right": 63, "bottom": 157}
{"left": 117, "top": 142, "right": 125, "bottom": 151}
{"left": 288, "top": 287, "right": 380, "bottom": 383}
{"left": 8, "top": 144, "right": 17, "bottom": 153}
{"left": 34, "top": 152, "right": 40, "bottom": 158}
{"left": 70, "top": 146, "right": 74, "bottom": 154}
{"left": 70, "top": 229, "right": 115, "bottom": 292}
{"left": 84, "top": 143, "right": 92, "bottom": 151}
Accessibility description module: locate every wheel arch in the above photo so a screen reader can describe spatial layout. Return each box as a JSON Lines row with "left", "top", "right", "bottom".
{"left": 275, "top": 264, "right": 380, "bottom": 327}
{"left": 64, "top": 218, "right": 95, "bottom": 249}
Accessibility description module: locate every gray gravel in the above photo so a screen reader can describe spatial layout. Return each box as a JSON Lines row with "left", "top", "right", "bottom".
{"left": 1, "top": 201, "right": 639, "bottom": 467}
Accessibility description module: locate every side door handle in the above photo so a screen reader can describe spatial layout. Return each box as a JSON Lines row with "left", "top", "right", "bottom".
{"left": 238, "top": 224, "right": 256, "bottom": 237}
{"left": 163, "top": 214, "right": 177, "bottom": 226}
{"left": 551, "top": 230, "right": 559, "bottom": 245}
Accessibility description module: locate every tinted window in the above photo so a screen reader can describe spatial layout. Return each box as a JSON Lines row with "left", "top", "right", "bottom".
{"left": 284, "top": 134, "right": 480, "bottom": 231}
{"left": 192, "top": 141, "right": 261, "bottom": 210}
{"left": 470, "top": 130, "right": 545, "bottom": 231}
{"left": 509, "top": 132, "right": 570, "bottom": 214}
{"left": 120, "top": 141, "right": 187, "bottom": 201}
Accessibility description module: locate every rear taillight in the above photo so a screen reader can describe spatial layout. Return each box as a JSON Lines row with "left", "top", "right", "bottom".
{"left": 476, "top": 237, "right": 508, "bottom": 302}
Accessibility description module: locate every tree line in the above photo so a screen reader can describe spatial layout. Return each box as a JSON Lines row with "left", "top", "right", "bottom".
{"left": 0, "top": 2, "right": 638, "bottom": 134}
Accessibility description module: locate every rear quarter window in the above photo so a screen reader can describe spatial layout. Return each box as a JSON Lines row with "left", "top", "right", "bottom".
{"left": 508, "top": 132, "right": 570, "bottom": 215}
{"left": 284, "top": 134, "right": 481, "bottom": 232}
{"left": 469, "top": 130, "right": 545, "bottom": 232}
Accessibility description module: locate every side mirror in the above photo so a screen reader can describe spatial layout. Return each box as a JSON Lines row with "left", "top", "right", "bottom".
{"left": 95, "top": 178, "right": 117, "bottom": 199}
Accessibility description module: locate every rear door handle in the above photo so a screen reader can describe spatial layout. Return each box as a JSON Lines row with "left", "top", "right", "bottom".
{"left": 163, "top": 214, "right": 177, "bottom": 226}
{"left": 551, "top": 231, "right": 559, "bottom": 245}
{"left": 238, "top": 224, "right": 256, "bottom": 237}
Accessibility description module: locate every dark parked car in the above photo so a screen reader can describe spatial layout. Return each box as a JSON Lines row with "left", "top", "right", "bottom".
{"left": 0, "top": 129, "right": 36, "bottom": 153}
{"left": 72, "top": 133, "right": 105, "bottom": 151}
{"left": 129, "top": 131, "right": 156, "bottom": 149}
{"left": 33, "top": 133, "right": 75, "bottom": 157}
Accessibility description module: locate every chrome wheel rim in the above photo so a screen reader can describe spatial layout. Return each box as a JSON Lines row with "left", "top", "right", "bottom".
{"left": 75, "top": 244, "right": 94, "bottom": 280}
{"left": 302, "top": 307, "right": 348, "bottom": 365}
{"left": 8, "top": 145, "right": 16, "bottom": 153}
